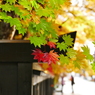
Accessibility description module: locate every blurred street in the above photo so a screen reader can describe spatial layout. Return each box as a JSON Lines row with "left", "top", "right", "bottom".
{"left": 53, "top": 76, "right": 95, "bottom": 95}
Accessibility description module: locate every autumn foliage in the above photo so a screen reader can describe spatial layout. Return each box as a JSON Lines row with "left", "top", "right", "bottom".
{"left": 1, "top": 0, "right": 95, "bottom": 77}
{"left": 32, "top": 49, "right": 59, "bottom": 64}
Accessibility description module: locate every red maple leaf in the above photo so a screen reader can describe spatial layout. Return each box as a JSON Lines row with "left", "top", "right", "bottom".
{"left": 32, "top": 49, "right": 59, "bottom": 64}
{"left": 47, "top": 41, "right": 56, "bottom": 48}
{"left": 31, "top": 49, "right": 44, "bottom": 62}
{"left": 42, "top": 50, "right": 59, "bottom": 64}
{"left": 47, "top": 66, "right": 53, "bottom": 74}
{"left": 46, "top": 64, "right": 54, "bottom": 75}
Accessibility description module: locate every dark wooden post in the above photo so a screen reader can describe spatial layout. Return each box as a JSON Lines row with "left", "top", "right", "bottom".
{"left": 18, "top": 63, "right": 32, "bottom": 95}
{"left": 0, "top": 40, "right": 34, "bottom": 95}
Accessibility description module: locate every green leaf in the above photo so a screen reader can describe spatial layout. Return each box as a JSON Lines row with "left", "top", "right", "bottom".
{"left": 73, "top": 60, "right": 80, "bottom": 68}
{"left": 52, "top": 0, "right": 66, "bottom": 5}
{"left": 59, "top": 54, "right": 70, "bottom": 65}
{"left": 49, "top": 0, "right": 66, "bottom": 9}
{"left": 0, "top": 12, "right": 10, "bottom": 19}
{"left": 19, "top": 0, "right": 32, "bottom": 10}
{"left": 81, "top": 46, "right": 90, "bottom": 55}
{"left": 86, "top": 54, "right": 94, "bottom": 62}
{"left": 91, "top": 62, "right": 95, "bottom": 71}
{"left": 31, "top": 0, "right": 39, "bottom": 9}
{"left": 12, "top": 5, "right": 22, "bottom": 17}
{"left": 36, "top": 18, "right": 51, "bottom": 31}
{"left": 28, "top": 22, "right": 38, "bottom": 33}
{"left": 6, "top": 0, "right": 16, "bottom": 4}
{"left": 66, "top": 48, "right": 77, "bottom": 58}
{"left": 18, "top": 28, "right": 26, "bottom": 35}
{"left": 50, "top": 30, "right": 58, "bottom": 38}
{"left": 20, "top": 11, "right": 31, "bottom": 20}
{"left": 49, "top": 38, "right": 58, "bottom": 43}
{"left": 36, "top": 0, "right": 45, "bottom": 4}
{"left": 57, "top": 42, "right": 68, "bottom": 51}
{"left": 35, "top": 18, "right": 57, "bottom": 38}
{"left": 81, "top": 46, "right": 94, "bottom": 61}
{"left": 63, "top": 35, "right": 74, "bottom": 46}
{"left": 1, "top": 3, "right": 12, "bottom": 12}
{"left": 92, "top": 41, "right": 95, "bottom": 47}
{"left": 36, "top": 8, "right": 52, "bottom": 17}
{"left": 5, "top": 18, "right": 22, "bottom": 29}
{"left": 12, "top": 5, "right": 31, "bottom": 19}
{"left": 0, "top": 12, "right": 25, "bottom": 35}
{"left": 29, "top": 36, "right": 47, "bottom": 47}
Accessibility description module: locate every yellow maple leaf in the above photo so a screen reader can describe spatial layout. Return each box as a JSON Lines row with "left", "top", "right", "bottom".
{"left": 31, "top": 11, "right": 40, "bottom": 24}
{"left": 41, "top": 63, "right": 49, "bottom": 70}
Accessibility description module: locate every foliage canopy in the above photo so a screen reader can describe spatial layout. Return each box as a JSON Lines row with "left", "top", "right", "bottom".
{"left": 0, "top": 0, "right": 95, "bottom": 77}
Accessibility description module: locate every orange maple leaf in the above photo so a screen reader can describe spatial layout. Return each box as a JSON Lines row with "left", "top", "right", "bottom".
{"left": 41, "top": 50, "right": 59, "bottom": 64}
{"left": 47, "top": 41, "right": 56, "bottom": 48}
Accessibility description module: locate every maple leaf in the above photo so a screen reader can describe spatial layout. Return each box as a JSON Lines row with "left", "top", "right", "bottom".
{"left": 75, "top": 50, "right": 86, "bottom": 60}
{"left": 35, "top": 18, "right": 57, "bottom": 38}
{"left": 43, "top": 50, "right": 59, "bottom": 64}
{"left": 39, "top": 63, "right": 49, "bottom": 70}
{"left": 73, "top": 60, "right": 81, "bottom": 68}
{"left": 32, "top": 49, "right": 59, "bottom": 64}
{"left": 47, "top": 41, "right": 56, "bottom": 48}
{"left": 12, "top": 5, "right": 22, "bottom": 16}
{"left": 18, "top": 27, "right": 27, "bottom": 35}
{"left": 36, "top": 18, "right": 51, "bottom": 31}
{"left": 91, "top": 61, "right": 95, "bottom": 71}
{"left": 59, "top": 54, "right": 70, "bottom": 65}
{"left": 71, "top": 50, "right": 89, "bottom": 69}
{"left": 49, "top": 0, "right": 66, "bottom": 9}
{"left": 81, "top": 46, "right": 94, "bottom": 61}
{"left": 30, "top": 35, "right": 47, "bottom": 47}
{"left": 31, "top": 49, "right": 44, "bottom": 62}
{"left": 51, "top": 63, "right": 62, "bottom": 75}
{"left": 47, "top": 65, "right": 54, "bottom": 74}
{"left": 57, "top": 42, "right": 68, "bottom": 51}
{"left": 12, "top": 5, "right": 29, "bottom": 20}
{"left": 36, "top": 8, "right": 52, "bottom": 17}
{"left": 92, "top": 41, "right": 95, "bottom": 47}
{"left": 66, "top": 48, "right": 77, "bottom": 58}
{"left": 49, "top": 38, "right": 58, "bottom": 43}
{"left": 81, "top": 46, "right": 90, "bottom": 55}
{"left": 63, "top": 35, "right": 74, "bottom": 46}
{"left": 5, "top": 17, "right": 22, "bottom": 29}
{"left": 1, "top": 3, "right": 12, "bottom": 12}
{"left": 49, "top": 30, "right": 58, "bottom": 38}
{"left": 6, "top": 0, "right": 16, "bottom": 4}
{"left": 19, "top": 0, "right": 32, "bottom": 10}
{"left": 0, "top": 12, "right": 9, "bottom": 19}
{"left": 28, "top": 22, "right": 38, "bottom": 33}
{"left": 30, "top": 0, "right": 39, "bottom": 9}
{"left": 86, "top": 54, "right": 94, "bottom": 62}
